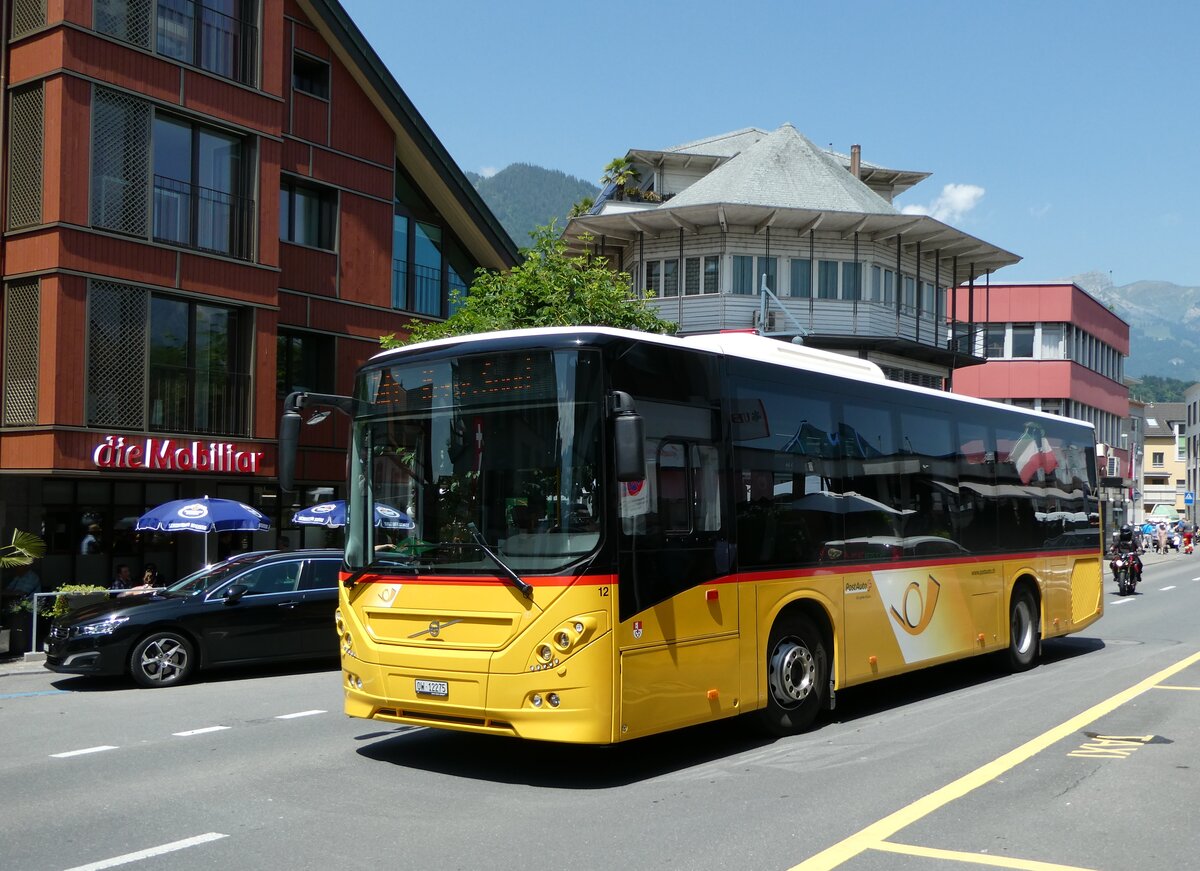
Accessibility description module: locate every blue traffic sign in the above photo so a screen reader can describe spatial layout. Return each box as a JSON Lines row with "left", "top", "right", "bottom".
{"left": 1186, "top": 491, "right": 1196, "bottom": 506}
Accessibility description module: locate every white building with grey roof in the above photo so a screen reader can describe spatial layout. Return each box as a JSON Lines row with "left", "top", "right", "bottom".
{"left": 563, "top": 124, "right": 1019, "bottom": 388}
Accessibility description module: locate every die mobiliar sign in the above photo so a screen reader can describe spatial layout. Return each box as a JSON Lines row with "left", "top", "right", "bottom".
{"left": 92, "top": 435, "right": 265, "bottom": 474}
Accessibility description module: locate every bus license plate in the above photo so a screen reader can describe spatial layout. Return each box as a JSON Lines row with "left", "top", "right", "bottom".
{"left": 415, "top": 679, "right": 448, "bottom": 698}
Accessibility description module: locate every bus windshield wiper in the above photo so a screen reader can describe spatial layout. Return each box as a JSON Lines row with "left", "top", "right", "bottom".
{"left": 343, "top": 558, "right": 419, "bottom": 587}
{"left": 467, "top": 522, "right": 533, "bottom": 598}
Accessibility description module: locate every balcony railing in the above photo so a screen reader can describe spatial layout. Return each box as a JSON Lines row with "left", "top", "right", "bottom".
{"left": 157, "top": 0, "right": 258, "bottom": 87}
{"left": 153, "top": 175, "right": 254, "bottom": 260}
{"left": 392, "top": 258, "right": 443, "bottom": 317}
{"left": 148, "top": 362, "right": 251, "bottom": 437}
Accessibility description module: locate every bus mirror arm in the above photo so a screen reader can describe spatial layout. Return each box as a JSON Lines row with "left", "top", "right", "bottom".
{"left": 610, "top": 391, "right": 645, "bottom": 483}
{"left": 279, "top": 391, "right": 361, "bottom": 493}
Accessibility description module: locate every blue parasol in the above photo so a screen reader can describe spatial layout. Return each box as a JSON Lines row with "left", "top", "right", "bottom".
{"left": 136, "top": 496, "right": 271, "bottom": 564}
{"left": 291, "top": 500, "right": 414, "bottom": 530}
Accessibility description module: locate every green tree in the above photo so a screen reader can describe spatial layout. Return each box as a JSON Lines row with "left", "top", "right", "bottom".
{"left": 381, "top": 224, "right": 675, "bottom": 348}
{"left": 600, "top": 156, "right": 639, "bottom": 201}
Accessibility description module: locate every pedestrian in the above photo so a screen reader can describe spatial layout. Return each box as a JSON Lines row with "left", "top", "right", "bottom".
{"left": 80, "top": 523, "right": 102, "bottom": 555}
{"left": 1157, "top": 522, "right": 1168, "bottom": 554}
{"left": 110, "top": 563, "right": 133, "bottom": 590}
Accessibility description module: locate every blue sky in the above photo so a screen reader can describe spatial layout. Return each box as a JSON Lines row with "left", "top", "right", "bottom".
{"left": 340, "top": 0, "right": 1199, "bottom": 287}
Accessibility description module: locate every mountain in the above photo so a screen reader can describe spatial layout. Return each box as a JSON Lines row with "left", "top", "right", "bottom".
{"left": 1071, "top": 272, "right": 1200, "bottom": 383}
{"left": 466, "top": 163, "right": 598, "bottom": 248}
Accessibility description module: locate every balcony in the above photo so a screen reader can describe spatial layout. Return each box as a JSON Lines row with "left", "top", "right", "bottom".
{"left": 153, "top": 175, "right": 254, "bottom": 260}
{"left": 156, "top": 0, "right": 258, "bottom": 88}
{"left": 148, "top": 363, "right": 251, "bottom": 437}
{"left": 391, "top": 258, "right": 443, "bottom": 317}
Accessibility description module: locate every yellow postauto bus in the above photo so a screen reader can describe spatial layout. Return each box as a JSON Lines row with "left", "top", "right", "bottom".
{"left": 279, "top": 327, "right": 1103, "bottom": 743}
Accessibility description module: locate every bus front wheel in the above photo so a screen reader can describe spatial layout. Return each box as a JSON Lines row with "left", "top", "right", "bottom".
{"left": 1006, "top": 586, "right": 1039, "bottom": 672}
{"left": 760, "top": 613, "right": 828, "bottom": 736}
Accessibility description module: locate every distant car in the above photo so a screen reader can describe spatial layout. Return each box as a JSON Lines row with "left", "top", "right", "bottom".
{"left": 44, "top": 550, "right": 342, "bottom": 688}
{"left": 819, "top": 535, "right": 968, "bottom": 562}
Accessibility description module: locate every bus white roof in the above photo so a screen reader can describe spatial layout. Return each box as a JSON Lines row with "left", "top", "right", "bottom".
{"left": 369, "top": 326, "right": 1094, "bottom": 435}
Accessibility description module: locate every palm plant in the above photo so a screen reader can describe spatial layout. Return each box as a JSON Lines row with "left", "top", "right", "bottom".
{"left": 568, "top": 195, "right": 595, "bottom": 217}
{"left": 0, "top": 529, "right": 46, "bottom": 569}
{"left": 600, "top": 157, "right": 640, "bottom": 200}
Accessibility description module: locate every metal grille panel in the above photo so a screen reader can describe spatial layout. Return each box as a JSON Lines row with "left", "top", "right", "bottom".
{"left": 93, "top": 0, "right": 153, "bottom": 49}
{"left": 91, "top": 88, "right": 151, "bottom": 237}
{"left": 3, "top": 280, "right": 40, "bottom": 426}
{"left": 11, "top": 0, "right": 47, "bottom": 38}
{"left": 7, "top": 86, "right": 44, "bottom": 230}
{"left": 87, "top": 280, "right": 148, "bottom": 429}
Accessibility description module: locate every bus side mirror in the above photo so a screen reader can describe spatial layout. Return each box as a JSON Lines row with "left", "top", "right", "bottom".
{"left": 611, "top": 391, "right": 645, "bottom": 483}
{"left": 278, "top": 406, "right": 301, "bottom": 493}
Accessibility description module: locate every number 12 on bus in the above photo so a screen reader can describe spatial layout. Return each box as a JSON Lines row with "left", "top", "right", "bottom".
{"left": 279, "top": 327, "right": 1102, "bottom": 744}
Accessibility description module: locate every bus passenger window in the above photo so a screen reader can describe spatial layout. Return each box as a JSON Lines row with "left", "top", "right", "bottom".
{"left": 658, "top": 442, "right": 690, "bottom": 532}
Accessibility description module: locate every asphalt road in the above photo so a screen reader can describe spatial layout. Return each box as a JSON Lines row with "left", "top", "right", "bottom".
{"left": 2, "top": 550, "right": 1199, "bottom": 871}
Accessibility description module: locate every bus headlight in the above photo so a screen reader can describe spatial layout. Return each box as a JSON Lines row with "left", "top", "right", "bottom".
{"left": 537, "top": 644, "right": 553, "bottom": 663}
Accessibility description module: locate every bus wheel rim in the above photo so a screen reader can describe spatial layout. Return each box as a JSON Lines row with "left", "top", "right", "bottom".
{"left": 1014, "top": 600, "right": 1034, "bottom": 654}
{"left": 769, "top": 638, "right": 815, "bottom": 706}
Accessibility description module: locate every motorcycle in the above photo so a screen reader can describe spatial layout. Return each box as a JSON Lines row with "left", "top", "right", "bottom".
{"left": 1109, "top": 548, "right": 1139, "bottom": 596}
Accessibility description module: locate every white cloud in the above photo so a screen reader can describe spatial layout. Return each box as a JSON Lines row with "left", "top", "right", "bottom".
{"left": 479, "top": 166, "right": 499, "bottom": 178}
{"left": 900, "top": 183, "right": 985, "bottom": 223}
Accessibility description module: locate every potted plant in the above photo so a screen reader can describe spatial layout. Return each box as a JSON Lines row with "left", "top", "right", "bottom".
{"left": 1, "top": 529, "right": 47, "bottom": 655}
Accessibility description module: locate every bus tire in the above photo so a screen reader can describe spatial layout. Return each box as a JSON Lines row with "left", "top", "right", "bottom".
{"left": 1006, "top": 586, "right": 1039, "bottom": 672}
{"left": 760, "top": 613, "right": 828, "bottom": 736}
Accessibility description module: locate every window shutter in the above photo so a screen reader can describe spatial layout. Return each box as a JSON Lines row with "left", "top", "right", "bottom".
{"left": 87, "top": 280, "right": 148, "bottom": 429}
{"left": 2, "top": 280, "right": 41, "bottom": 425}
{"left": 91, "top": 87, "right": 151, "bottom": 236}
{"left": 7, "top": 85, "right": 44, "bottom": 230}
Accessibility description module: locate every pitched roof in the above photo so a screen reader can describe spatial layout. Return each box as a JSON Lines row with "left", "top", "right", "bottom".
{"left": 662, "top": 124, "right": 897, "bottom": 215}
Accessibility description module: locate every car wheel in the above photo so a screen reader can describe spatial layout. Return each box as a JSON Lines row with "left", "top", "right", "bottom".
{"left": 759, "top": 613, "right": 828, "bottom": 736}
{"left": 130, "top": 631, "right": 195, "bottom": 688}
{"left": 1006, "top": 586, "right": 1039, "bottom": 672}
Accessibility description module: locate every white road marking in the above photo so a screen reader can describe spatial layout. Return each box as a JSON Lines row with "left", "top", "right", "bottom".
{"left": 63, "top": 832, "right": 228, "bottom": 870}
{"left": 50, "top": 745, "right": 118, "bottom": 758}
{"left": 276, "top": 709, "right": 326, "bottom": 719}
{"left": 1108, "top": 599, "right": 1134, "bottom": 606}
{"left": 1160, "top": 585, "right": 1177, "bottom": 591}
{"left": 172, "top": 726, "right": 230, "bottom": 737}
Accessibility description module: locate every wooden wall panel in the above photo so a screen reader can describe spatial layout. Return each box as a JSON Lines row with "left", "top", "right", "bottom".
{"left": 308, "top": 297, "right": 413, "bottom": 341}
{"left": 335, "top": 195, "right": 391, "bottom": 306}
{"left": 311, "top": 148, "right": 391, "bottom": 199}
{"left": 292, "top": 21, "right": 330, "bottom": 58}
{"left": 282, "top": 138, "right": 312, "bottom": 175}
{"left": 183, "top": 70, "right": 283, "bottom": 133}
{"left": 252, "top": 307, "right": 279, "bottom": 439}
{"left": 62, "top": 29, "right": 180, "bottom": 103}
{"left": 261, "top": 0, "right": 287, "bottom": 98}
{"left": 291, "top": 92, "right": 328, "bottom": 145}
{"left": 277, "top": 291, "right": 308, "bottom": 326}
{"left": 57, "top": 75, "right": 93, "bottom": 226}
{"left": 279, "top": 244, "right": 337, "bottom": 297}
{"left": 7, "top": 31, "right": 65, "bottom": 84}
{"left": 328, "top": 54, "right": 393, "bottom": 167}
{"left": 258, "top": 138, "right": 282, "bottom": 269}
{"left": 179, "top": 255, "right": 278, "bottom": 305}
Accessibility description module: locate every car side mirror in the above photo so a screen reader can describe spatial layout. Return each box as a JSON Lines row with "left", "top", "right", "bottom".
{"left": 223, "top": 584, "right": 249, "bottom": 604}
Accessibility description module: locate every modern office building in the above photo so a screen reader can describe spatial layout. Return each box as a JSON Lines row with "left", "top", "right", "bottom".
{"left": 0, "top": 0, "right": 517, "bottom": 585}
{"left": 562, "top": 124, "right": 1020, "bottom": 388}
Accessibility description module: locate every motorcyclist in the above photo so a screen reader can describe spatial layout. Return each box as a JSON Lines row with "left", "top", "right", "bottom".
{"left": 1110, "top": 524, "right": 1143, "bottom": 583}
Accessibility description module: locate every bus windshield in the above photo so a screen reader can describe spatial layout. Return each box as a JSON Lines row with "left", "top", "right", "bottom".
{"left": 346, "top": 347, "right": 604, "bottom": 574}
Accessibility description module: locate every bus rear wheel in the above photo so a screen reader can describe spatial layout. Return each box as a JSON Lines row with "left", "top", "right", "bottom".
{"left": 1006, "top": 587, "right": 1039, "bottom": 672}
{"left": 760, "top": 613, "right": 828, "bottom": 736}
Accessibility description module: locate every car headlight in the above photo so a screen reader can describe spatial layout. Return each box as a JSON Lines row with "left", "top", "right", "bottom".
{"left": 72, "top": 617, "right": 130, "bottom": 637}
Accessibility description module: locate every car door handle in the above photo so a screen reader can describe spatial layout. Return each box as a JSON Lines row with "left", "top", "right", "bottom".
{"left": 277, "top": 600, "right": 300, "bottom": 608}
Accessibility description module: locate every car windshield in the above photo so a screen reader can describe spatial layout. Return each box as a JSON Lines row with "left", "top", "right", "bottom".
{"left": 164, "top": 554, "right": 264, "bottom": 596}
{"left": 347, "top": 347, "right": 603, "bottom": 574}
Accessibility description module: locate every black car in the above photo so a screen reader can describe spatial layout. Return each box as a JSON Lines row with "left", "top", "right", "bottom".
{"left": 45, "top": 550, "right": 342, "bottom": 688}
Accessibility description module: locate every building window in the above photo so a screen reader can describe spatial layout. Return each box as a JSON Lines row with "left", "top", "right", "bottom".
{"left": 292, "top": 52, "right": 329, "bottom": 99}
{"left": 645, "top": 261, "right": 661, "bottom": 296}
{"left": 412, "top": 222, "right": 443, "bottom": 316}
{"left": 391, "top": 166, "right": 478, "bottom": 318}
{"left": 662, "top": 259, "right": 679, "bottom": 298}
{"left": 883, "top": 269, "right": 895, "bottom": 304}
{"left": 732, "top": 256, "right": 754, "bottom": 295}
{"left": 984, "top": 325, "right": 1006, "bottom": 358}
{"left": 277, "top": 329, "right": 333, "bottom": 396}
{"left": 790, "top": 259, "right": 812, "bottom": 298}
{"left": 1011, "top": 324, "right": 1035, "bottom": 358}
{"left": 94, "top": 0, "right": 258, "bottom": 87}
{"left": 684, "top": 257, "right": 700, "bottom": 295}
{"left": 1040, "top": 324, "right": 1065, "bottom": 358}
{"left": 280, "top": 178, "right": 336, "bottom": 249}
{"left": 842, "top": 262, "right": 861, "bottom": 301}
{"left": 1152, "top": 452, "right": 1165, "bottom": 468}
{"left": 152, "top": 113, "right": 253, "bottom": 259}
{"left": 86, "top": 280, "right": 250, "bottom": 436}
{"left": 757, "top": 257, "right": 778, "bottom": 295}
{"left": 817, "top": 261, "right": 838, "bottom": 299}
{"left": 703, "top": 256, "right": 719, "bottom": 294}
{"left": 902, "top": 276, "right": 916, "bottom": 311}
{"left": 868, "top": 265, "right": 881, "bottom": 302}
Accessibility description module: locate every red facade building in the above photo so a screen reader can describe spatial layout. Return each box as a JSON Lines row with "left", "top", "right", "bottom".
{"left": 0, "top": 0, "right": 517, "bottom": 585}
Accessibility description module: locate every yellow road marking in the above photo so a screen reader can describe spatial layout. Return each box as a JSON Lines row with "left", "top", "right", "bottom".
{"left": 872, "top": 840, "right": 1098, "bottom": 870}
{"left": 1154, "top": 684, "right": 1200, "bottom": 691}
{"left": 788, "top": 649, "right": 1200, "bottom": 871}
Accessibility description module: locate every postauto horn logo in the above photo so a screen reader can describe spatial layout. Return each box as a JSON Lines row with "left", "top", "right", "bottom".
{"left": 889, "top": 575, "right": 941, "bottom": 636}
